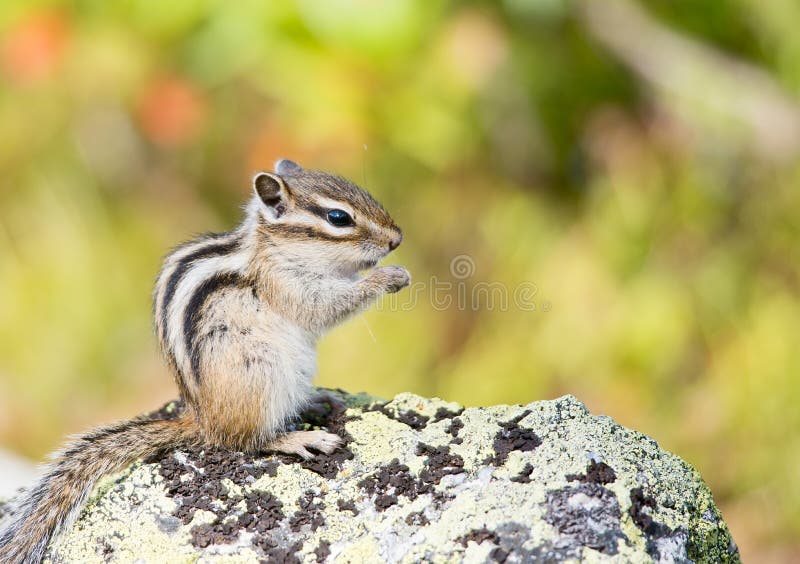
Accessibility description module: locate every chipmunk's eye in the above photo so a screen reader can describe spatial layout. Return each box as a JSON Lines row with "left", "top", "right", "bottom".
{"left": 326, "top": 209, "right": 354, "bottom": 227}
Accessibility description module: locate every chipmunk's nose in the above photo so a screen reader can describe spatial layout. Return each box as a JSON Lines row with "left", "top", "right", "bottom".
{"left": 388, "top": 234, "right": 403, "bottom": 251}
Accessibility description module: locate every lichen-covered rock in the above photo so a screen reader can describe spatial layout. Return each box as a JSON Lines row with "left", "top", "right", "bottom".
{"left": 11, "top": 391, "right": 738, "bottom": 563}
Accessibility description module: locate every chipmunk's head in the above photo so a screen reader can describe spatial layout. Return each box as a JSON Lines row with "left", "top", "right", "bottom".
{"left": 249, "top": 159, "right": 403, "bottom": 277}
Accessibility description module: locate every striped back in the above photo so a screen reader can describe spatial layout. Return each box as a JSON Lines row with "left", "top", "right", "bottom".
{"left": 153, "top": 230, "right": 253, "bottom": 398}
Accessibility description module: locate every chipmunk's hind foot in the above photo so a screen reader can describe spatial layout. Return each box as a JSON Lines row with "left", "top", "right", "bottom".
{"left": 269, "top": 430, "right": 343, "bottom": 460}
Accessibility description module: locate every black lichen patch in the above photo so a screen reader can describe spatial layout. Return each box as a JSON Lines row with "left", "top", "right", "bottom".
{"left": 365, "top": 402, "right": 430, "bottom": 430}
{"left": 364, "top": 401, "right": 465, "bottom": 434}
{"left": 456, "top": 527, "right": 510, "bottom": 563}
{"left": 457, "top": 523, "right": 537, "bottom": 563}
{"left": 357, "top": 458, "right": 434, "bottom": 511}
{"left": 405, "top": 510, "right": 430, "bottom": 526}
{"left": 585, "top": 460, "right": 617, "bottom": 484}
{"left": 314, "top": 540, "right": 331, "bottom": 562}
{"left": 432, "top": 406, "right": 464, "bottom": 422}
{"left": 363, "top": 402, "right": 393, "bottom": 418}
{"left": 289, "top": 491, "right": 326, "bottom": 532}
{"left": 430, "top": 406, "right": 466, "bottom": 445}
{"left": 629, "top": 487, "right": 672, "bottom": 538}
{"left": 457, "top": 527, "right": 500, "bottom": 547}
{"left": 201, "top": 490, "right": 287, "bottom": 556}
{"left": 253, "top": 536, "right": 303, "bottom": 564}
{"left": 190, "top": 489, "right": 287, "bottom": 549}
{"left": 566, "top": 460, "right": 617, "bottom": 485}
{"left": 336, "top": 498, "right": 358, "bottom": 515}
{"left": 375, "top": 493, "right": 396, "bottom": 511}
{"left": 260, "top": 459, "right": 280, "bottom": 478}
{"left": 291, "top": 447, "right": 354, "bottom": 479}
{"left": 446, "top": 417, "right": 465, "bottom": 446}
{"left": 490, "top": 410, "right": 541, "bottom": 466}
{"left": 152, "top": 447, "right": 288, "bottom": 557}
{"left": 190, "top": 519, "right": 241, "bottom": 548}
{"left": 433, "top": 407, "right": 464, "bottom": 445}
{"left": 416, "top": 443, "right": 465, "bottom": 485}
{"left": 243, "top": 490, "right": 286, "bottom": 533}
{"left": 544, "top": 482, "right": 625, "bottom": 555}
{"left": 628, "top": 487, "right": 691, "bottom": 561}
{"left": 397, "top": 410, "right": 431, "bottom": 430}
{"left": 511, "top": 463, "right": 534, "bottom": 483}
{"left": 153, "top": 448, "right": 276, "bottom": 525}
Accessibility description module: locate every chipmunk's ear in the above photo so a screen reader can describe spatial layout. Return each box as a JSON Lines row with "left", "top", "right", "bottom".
{"left": 274, "top": 159, "right": 303, "bottom": 176}
{"left": 253, "top": 172, "right": 290, "bottom": 217}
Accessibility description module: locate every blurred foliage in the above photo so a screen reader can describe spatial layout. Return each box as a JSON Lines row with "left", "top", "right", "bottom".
{"left": 0, "top": 0, "right": 799, "bottom": 560}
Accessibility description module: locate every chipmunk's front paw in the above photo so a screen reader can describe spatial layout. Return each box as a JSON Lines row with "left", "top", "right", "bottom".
{"left": 370, "top": 265, "right": 411, "bottom": 293}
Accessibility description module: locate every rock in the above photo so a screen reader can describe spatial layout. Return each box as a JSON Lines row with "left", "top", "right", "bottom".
{"left": 7, "top": 391, "right": 739, "bottom": 563}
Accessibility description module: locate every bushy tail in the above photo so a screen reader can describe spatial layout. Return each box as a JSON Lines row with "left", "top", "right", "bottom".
{"left": 0, "top": 414, "right": 199, "bottom": 564}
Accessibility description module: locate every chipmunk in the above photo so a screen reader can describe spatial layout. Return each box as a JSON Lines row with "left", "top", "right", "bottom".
{"left": 0, "top": 159, "right": 410, "bottom": 564}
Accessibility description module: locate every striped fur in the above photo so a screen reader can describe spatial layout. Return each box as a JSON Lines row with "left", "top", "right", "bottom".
{"left": 182, "top": 270, "right": 250, "bottom": 383}
{"left": 0, "top": 160, "right": 409, "bottom": 562}
{"left": 151, "top": 162, "right": 408, "bottom": 447}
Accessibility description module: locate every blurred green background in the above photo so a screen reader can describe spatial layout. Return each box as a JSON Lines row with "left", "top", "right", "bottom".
{"left": 1, "top": 0, "right": 799, "bottom": 560}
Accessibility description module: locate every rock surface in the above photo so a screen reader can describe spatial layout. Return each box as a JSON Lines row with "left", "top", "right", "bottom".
{"left": 2, "top": 391, "right": 739, "bottom": 563}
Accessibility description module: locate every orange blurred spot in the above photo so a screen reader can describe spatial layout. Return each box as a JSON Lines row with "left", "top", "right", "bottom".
{"left": 247, "top": 120, "right": 306, "bottom": 173}
{"left": 441, "top": 9, "right": 508, "bottom": 89}
{"left": 137, "top": 77, "right": 206, "bottom": 146}
{"left": 1, "top": 11, "right": 70, "bottom": 84}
